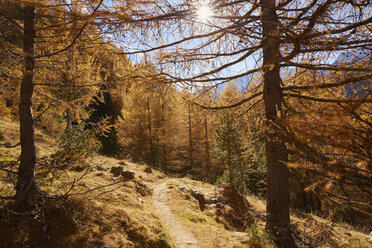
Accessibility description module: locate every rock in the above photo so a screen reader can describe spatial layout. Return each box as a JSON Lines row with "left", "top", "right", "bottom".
{"left": 144, "top": 167, "right": 152, "bottom": 173}
{"left": 205, "top": 195, "right": 220, "bottom": 204}
{"left": 177, "top": 186, "right": 186, "bottom": 192}
{"left": 119, "top": 160, "right": 126, "bottom": 165}
{"left": 216, "top": 203, "right": 224, "bottom": 208}
{"left": 70, "top": 165, "right": 85, "bottom": 172}
{"left": 110, "top": 166, "right": 123, "bottom": 177}
{"left": 189, "top": 189, "right": 206, "bottom": 211}
{"left": 95, "top": 172, "right": 104, "bottom": 177}
{"left": 136, "top": 186, "right": 147, "bottom": 196}
{"left": 96, "top": 165, "right": 107, "bottom": 171}
{"left": 215, "top": 185, "right": 249, "bottom": 214}
{"left": 135, "top": 181, "right": 152, "bottom": 196}
{"left": 121, "top": 169, "right": 135, "bottom": 180}
{"left": 4, "top": 142, "right": 11, "bottom": 148}
{"left": 110, "top": 166, "right": 135, "bottom": 180}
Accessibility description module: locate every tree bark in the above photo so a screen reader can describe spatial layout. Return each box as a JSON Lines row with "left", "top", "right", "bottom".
{"left": 147, "top": 97, "right": 154, "bottom": 164}
{"left": 187, "top": 103, "right": 194, "bottom": 169}
{"left": 16, "top": 6, "right": 38, "bottom": 201}
{"left": 226, "top": 130, "right": 233, "bottom": 185}
{"left": 161, "top": 101, "right": 167, "bottom": 167}
{"left": 203, "top": 116, "right": 211, "bottom": 181}
{"left": 261, "top": 0, "right": 296, "bottom": 246}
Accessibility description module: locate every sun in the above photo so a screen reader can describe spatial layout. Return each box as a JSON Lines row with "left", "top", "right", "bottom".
{"left": 196, "top": 3, "right": 213, "bottom": 22}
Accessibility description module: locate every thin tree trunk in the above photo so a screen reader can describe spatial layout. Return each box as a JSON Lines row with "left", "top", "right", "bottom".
{"left": 161, "top": 101, "right": 167, "bottom": 167}
{"left": 227, "top": 136, "right": 233, "bottom": 186}
{"left": 147, "top": 97, "right": 154, "bottom": 164}
{"left": 261, "top": 0, "right": 296, "bottom": 246}
{"left": 16, "top": 6, "right": 38, "bottom": 201}
{"left": 203, "top": 116, "right": 211, "bottom": 181}
{"left": 187, "top": 103, "right": 194, "bottom": 169}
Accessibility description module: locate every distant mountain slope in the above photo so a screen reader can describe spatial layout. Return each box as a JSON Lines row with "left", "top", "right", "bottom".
{"left": 333, "top": 48, "right": 371, "bottom": 98}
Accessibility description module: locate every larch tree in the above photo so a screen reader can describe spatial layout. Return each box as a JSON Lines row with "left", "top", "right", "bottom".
{"left": 1, "top": 0, "right": 107, "bottom": 204}
{"left": 113, "top": 0, "right": 371, "bottom": 246}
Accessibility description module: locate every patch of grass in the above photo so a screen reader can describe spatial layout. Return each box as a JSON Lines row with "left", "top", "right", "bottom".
{"left": 245, "top": 223, "right": 275, "bottom": 248}
{"left": 0, "top": 197, "right": 92, "bottom": 248}
{"left": 119, "top": 207, "right": 174, "bottom": 248}
{"left": 341, "top": 238, "right": 372, "bottom": 248}
{"left": 176, "top": 209, "right": 210, "bottom": 225}
{"left": 167, "top": 186, "right": 250, "bottom": 248}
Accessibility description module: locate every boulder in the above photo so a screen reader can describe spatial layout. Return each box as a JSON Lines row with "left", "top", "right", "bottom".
{"left": 216, "top": 203, "right": 224, "bottom": 208}
{"left": 205, "top": 195, "right": 220, "bottom": 204}
{"left": 110, "top": 166, "right": 123, "bottom": 177}
{"left": 215, "top": 186, "right": 249, "bottom": 214}
{"left": 189, "top": 189, "right": 206, "bottom": 211}
{"left": 177, "top": 186, "right": 186, "bottom": 192}
{"left": 111, "top": 166, "right": 135, "bottom": 181}
{"left": 144, "top": 167, "right": 152, "bottom": 173}
{"left": 135, "top": 181, "right": 152, "bottom": 196}
{"left": 121, "top": 169, "right": 135, "bottom": 180}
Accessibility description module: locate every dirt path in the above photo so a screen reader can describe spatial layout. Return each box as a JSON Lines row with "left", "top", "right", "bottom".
{"left": 153, "top": 181, "right": 198, "bottom": 248}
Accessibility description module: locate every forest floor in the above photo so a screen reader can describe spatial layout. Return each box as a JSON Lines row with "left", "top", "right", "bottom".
{"left": 0, "top": 119, "right": 371, "bottom": 248}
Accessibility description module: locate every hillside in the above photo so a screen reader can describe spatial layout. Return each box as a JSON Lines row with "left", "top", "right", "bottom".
{"left": 0, "top": 119, "right": 371, "bottom": 248}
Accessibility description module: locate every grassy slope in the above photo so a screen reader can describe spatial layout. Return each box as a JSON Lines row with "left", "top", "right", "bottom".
{"left": 0, "top": 120, "right": 371, "bottom": 248}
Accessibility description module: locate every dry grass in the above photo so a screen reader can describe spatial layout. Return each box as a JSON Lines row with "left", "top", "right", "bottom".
{"left": 292, "top": 211, "right": 372, "bottom": 248}
{"left": 1, "top": 120, "right": 371, "bottom": 248}
{"left": 0, "top": 120, "right": 173, "bottom": 248}
{"left": 164, "top": 179, "right": 274, "bottom": 248}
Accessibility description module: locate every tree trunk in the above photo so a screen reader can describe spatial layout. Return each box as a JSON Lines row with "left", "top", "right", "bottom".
{"left": 147, "top": 97, "right": 154, "bottom": 165}
{"left": 161, "top": 101, "right": 167, "bottom": 167}
{"left": 16, "top": 6, "right": 38, "bottom": 201}
{"left": 187, "top": 103, "right": 194, "bottom": 169}
{"left": 226, "top": 131, "right": 233, "bottom": 185}
{"left": 261, "top": 0, "right": 296, "bottom": 246}
{"left": 203, "top": 116, "right": 211, "bottom": 181}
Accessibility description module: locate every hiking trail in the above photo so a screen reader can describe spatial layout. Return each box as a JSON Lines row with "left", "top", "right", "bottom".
{"left": 153, "top": 181, "right": 198, "bottom": 248}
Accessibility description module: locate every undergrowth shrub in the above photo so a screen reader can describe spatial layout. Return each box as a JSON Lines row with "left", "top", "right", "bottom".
{"left": 0, "top": 100, "right": 11, "bottom": 119}
{"left": 0, "top": 197, "right": 91, "bottom": 248}
{"left": 52, "top": 123, "right": 101, "bottom": 163}
{"left": 245, "top": 223, "right": 275, "bottom": 247}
